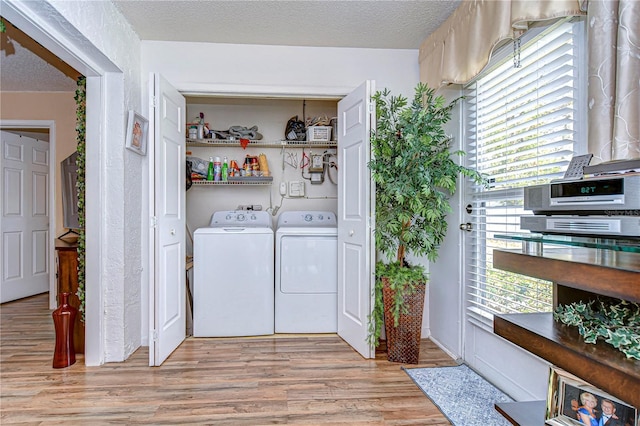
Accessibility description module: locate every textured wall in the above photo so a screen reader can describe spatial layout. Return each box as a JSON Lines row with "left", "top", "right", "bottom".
{"left": 48, "top": 0, "right": 143, "bottom": 362}
{"left": 142, "top": 41, "right": 419, "bottom": 99}
{"left": 26, "top": 3, "right": 421, "bottom": 362}
{"left": 0, "top": 91, "right": 77, "bottom": 238}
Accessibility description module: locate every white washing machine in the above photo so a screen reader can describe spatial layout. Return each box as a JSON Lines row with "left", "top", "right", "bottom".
{"left": 275, "top": 211, "right": 337, "bottom": 333}
{"left": 193, "top": 210, "right": 274, "bottom": 337}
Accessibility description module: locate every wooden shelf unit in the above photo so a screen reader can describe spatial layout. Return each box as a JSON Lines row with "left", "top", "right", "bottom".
{"left": 492, "top": 246, "right": 640, "bottom": 422}
{"left": 495, "top": 400, "right": 546, "bottom": 426}
{"left": 493, "top": 248, "right": 640, "bottom": 303}
{"left": 494, "top": 312, "right": 639, "bottom": 408}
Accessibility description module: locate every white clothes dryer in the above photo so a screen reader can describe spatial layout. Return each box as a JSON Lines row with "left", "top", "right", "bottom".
{"left": 193, "top": 210, "right": 274, "bottom": 337}
{"left": 275, "top": 211, "right": 337, "bottom": 333}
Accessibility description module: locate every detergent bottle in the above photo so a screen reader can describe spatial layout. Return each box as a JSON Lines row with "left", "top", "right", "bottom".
{"left": 222, "top": 156, "right": 229, "bottom": 182}
{"left": 207, "top": 157, "right": 214, "bottom": 181}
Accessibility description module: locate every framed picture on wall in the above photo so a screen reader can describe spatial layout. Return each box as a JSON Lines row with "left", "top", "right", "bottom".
{"left": 125, "top": 110, "right": 148, "bottom": 156}
{"left": 546, "top": 367, "right": 638, "bottom": 426}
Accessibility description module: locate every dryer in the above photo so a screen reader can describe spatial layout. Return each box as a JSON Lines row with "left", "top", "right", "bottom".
{"left": 193, "top": 210, "right": 274, "bottom": 337}
{"left": 275, "top": 211, "right": 337, "bottom": 333}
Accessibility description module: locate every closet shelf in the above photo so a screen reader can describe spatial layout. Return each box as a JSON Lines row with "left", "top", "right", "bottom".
{"left": 191, "top": 179, "right": 272, "bottom": 186}
{"left": 187, "top": 138, "right": 337, "bottom": 148}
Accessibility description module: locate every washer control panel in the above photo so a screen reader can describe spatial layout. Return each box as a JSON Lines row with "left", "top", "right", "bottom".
{"left": 209, "top": 210, "right": 272, "bottom": 228}
{"left": 277, "top": 211, "right": 337, "bottom": 227}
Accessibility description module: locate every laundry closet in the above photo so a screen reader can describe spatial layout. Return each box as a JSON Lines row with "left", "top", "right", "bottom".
{"left": 185, "top": 96, "right": 339, "bottom": 230}
{"left": 143, "top": 41, "right": 418, "bottom": 360}
{"left": 185, "top": 96, "right": 341, "bottom": 337}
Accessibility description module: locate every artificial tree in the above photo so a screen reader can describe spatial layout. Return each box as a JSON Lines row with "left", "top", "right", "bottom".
{"left": 368, "top": 83, "right": 483, "bottom": 362}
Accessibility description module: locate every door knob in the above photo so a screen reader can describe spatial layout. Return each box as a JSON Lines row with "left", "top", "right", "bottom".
{"left": 349, "top": 230, "right": 355, "bottom": 236}
{"left": 459, "top": 223, "right": 472, "bottom": 232}
{"left": 170, "top": 229, "right": 176, "bottom": 235}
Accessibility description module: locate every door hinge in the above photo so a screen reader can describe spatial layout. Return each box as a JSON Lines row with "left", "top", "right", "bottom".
{"left": 368, "top": 102, "right": 374, "bottom": 113}
{"left": 151, "top": 96, "right": 158, "bottom": 108}
{"left": 153, "top": 330, "right": 158, "bottom": 341}
{"left": 151, "top": 216, "right": 158, "bottom": 228}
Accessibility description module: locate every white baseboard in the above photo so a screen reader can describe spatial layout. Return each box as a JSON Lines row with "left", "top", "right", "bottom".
{"left": 429, "top": 333, "right": 463, "bottom": 362}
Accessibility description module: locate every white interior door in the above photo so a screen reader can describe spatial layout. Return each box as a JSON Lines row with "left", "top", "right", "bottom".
{"left": 337, "top": 80, "right": 375, "bottom": 359}
{"left": 1, "top": 131, "right": 49, "bottom": 303}
{"left": 149, "top": 73, "right": 186, "bottom": 366}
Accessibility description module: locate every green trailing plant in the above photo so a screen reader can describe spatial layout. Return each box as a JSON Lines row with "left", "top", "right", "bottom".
{"left": 554, "top": 298, "right": 640, "bottom": 360}
{"left": 75, "top": 76, "right": 86, "bottom": 321}
{"left": 367, "top": 83, "right": 484, "bottom": 347}
{"left": 368, "top": 262, "right": 426, "bottom": 346}
{"left": 1, "top": 18, "right": 6, "bottom": 33}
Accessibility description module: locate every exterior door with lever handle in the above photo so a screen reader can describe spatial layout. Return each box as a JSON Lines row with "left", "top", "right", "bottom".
{"left": 460, "top": 223, "right": 472, "bottom": 232}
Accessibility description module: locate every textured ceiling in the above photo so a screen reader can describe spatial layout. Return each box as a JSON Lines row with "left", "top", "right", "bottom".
{"left": 0, "top": 19, "right": 80, "bottom": 92}
{"left": 112, "top": 0, "right": 461, "bottom": 49}
{"left": 0, "top": 0, "right": 460, "bottom": 92}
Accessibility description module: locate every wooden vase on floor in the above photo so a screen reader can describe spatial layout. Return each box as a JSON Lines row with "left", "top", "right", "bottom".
{"left": 52, "top": 292, "right": 77, "bottom": 368}
{"left": 55, "top": 242, "right": 84, "bottom": 354}
{"left": 382, "top": 278, "right": 425, "bottom": 364}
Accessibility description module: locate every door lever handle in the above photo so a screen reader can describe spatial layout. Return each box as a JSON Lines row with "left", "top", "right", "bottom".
{"left": 459, "top": 223, "right": 472, "bottom": 232}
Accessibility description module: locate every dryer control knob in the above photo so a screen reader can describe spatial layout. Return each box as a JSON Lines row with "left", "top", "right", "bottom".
{"left": 318, "top": 214, "right": 324, "bottom": 220}
{"left": 250, "top": 214, "right": 257, "bottom": 221}
{"left": 304, "top": 214, "right": 313, "bottom": 222}
{"left": 237, "top": 214, "right": 245, "bottom": 221}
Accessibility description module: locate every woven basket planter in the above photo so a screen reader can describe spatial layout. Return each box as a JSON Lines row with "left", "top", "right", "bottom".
{"left": 382, "top": 277, "right": 426, "bottom": 364}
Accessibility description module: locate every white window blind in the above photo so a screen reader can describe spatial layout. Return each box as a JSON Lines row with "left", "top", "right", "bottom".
{"left": 464, "top": 18, "right": 586, "bottom": 319}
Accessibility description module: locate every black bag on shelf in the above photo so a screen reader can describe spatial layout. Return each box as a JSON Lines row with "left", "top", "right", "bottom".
{"left": 285, "top": 115, "right": 306, "bottom": 141}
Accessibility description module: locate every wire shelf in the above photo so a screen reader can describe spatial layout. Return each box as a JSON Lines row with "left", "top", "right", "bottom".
{"left": 186, "top": 138, "right": 336, "bottom": 148}
{"left": 191, "top": 178, "right": 273, "bottom": 186}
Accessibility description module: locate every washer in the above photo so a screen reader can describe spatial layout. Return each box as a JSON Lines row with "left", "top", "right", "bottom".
{"left": 275, "top": 211, "right": 337, "bottom": 333}
{"left": 193, "top": 210, "right": 274, "bottom": 337}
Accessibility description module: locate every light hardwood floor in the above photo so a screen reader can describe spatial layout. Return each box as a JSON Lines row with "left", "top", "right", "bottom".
{"left": 1, "top": 294, "right": 456, "bottom": 425}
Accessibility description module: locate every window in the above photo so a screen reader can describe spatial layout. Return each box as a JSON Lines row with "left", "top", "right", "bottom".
{"left": 464, "top": 18, "right": 586, "bottom": 320}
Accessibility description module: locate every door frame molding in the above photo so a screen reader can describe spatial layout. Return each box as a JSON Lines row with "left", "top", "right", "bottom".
{"left": 0, "top": 120, "right": 56, "bottom": 308}
{"left": 1, "top": 0, "right": 123, "bottom": 366}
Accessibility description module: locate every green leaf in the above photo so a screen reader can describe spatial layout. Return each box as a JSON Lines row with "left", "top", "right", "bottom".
{"left": 75, "top": 77, "right": 87, "bottom": 322}
{"left": 555, "top": 298, "right": 640, "bottom": 360}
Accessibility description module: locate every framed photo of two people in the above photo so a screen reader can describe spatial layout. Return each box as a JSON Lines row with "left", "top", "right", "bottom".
{"left": 546, "top": 367, "right": 637, "bottom": 426}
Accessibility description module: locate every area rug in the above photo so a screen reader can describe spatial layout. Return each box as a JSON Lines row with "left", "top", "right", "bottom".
{"left": 403, "top": 364, "right": 514, "bottom": 426}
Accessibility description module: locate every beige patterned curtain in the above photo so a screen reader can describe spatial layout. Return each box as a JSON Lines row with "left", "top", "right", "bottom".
{"left": 419, "top": 0, "right": 585, "bottom": 89}
{"left": 586, "top": 0, "right": 640, "bottom": 162}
